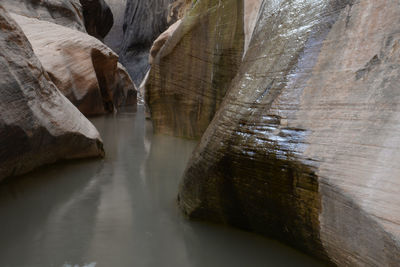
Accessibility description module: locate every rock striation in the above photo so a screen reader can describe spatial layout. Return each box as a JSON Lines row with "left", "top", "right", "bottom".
{"left": 145, "top": 0, "right": 244, "bottom": 139}
{"left": 119, "top": 0, "right": 177, "bottom": 85}
{"left": 12, "top": 13, "right": 136, "bottom": 116}
{"left": 80, "top": 0, "right": 113, "bottom": 40}
{"left": 178, "top": 0, "right": 400, "bottom": 265}
{"left": 0, "top": 6, "right": 104, "bottom": 181}
{"left": 1, "top": 0, "right": 85, "bottom": 31}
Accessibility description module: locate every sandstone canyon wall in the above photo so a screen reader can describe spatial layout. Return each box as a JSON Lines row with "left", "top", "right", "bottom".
{"left": 145, "top": 0, "right": 245, "bottom": 139}
{"left": 119, "top": 0, "right": 177, "bottom": 85}
{"left": 178, "top": 0, "right": 400, "bottom": 265}
{"left": 103, "top": 0, "right": 127, "bottom": 53}
{"left": 0, "top": 6, "right": 104, "bottom": 181}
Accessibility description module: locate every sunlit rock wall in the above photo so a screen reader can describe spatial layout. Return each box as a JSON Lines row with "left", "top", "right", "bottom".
{"left": 178, "top": 0, "right": 400, "bottom": 265}
{"left": 146, "top": 0, "right": 244, "bottom": 139}
{"left": 0, "top": 6, "right": 104, "bottom": 181}
{"left": 119, "top": 0, "right": 177, "bottom": 85}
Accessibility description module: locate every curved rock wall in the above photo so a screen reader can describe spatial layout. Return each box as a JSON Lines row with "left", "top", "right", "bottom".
{"left": 103, "top": 0, "right": 127, "bottom": 53}
{"left": 1, "top": 0, "right": 85, "bottom": 31}
{"left": 146, "top": 0, "right": 244, "bottom": 139}
{"left": 178, "top": 0, "right": 400, "bottom": 265}
{"left": 12, "top": 13, "right": 137, "bottom": 116}
{"left": 0, "top": 6, "right": 104, "bottom": 181}
{"left": 119, "top": 0, "right": 176, "bottom": 85}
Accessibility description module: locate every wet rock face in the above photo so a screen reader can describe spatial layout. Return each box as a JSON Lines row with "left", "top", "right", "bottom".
{"left": 1, "top": 0, "right": 85, "bottom": 31}
{"left": 119, "top": 0, "right": 176, "bottom": 85}
{"left": 12, "top": 13, "right": 136, "bottom": 116}
{"left": 80, "top": 0, "right": 114, "bottom": 40}
{"left": 179, "top": 0, "right": 400, "bottom": 264}
{"left": 146, "top": 0, "right": 244, "bottom": 139}
{"left": 0, "top": 6, "right": 104, "bottom": 181}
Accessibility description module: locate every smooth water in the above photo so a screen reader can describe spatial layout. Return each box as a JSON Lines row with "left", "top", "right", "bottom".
{"left": 0, "top": 107, "right": 323, "bottom": 267}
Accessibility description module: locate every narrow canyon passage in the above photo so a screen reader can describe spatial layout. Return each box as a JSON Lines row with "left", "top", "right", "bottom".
{"left": 0, "top": 106, "right": 322, "bottom": 267}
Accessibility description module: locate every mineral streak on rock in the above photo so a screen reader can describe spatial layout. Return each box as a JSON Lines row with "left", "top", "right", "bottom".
{"left": 12, "top": 13, "right": 136, "bottom": 116}
{"left": 178, "top": 0, "right": 400, "bottom": 265}
{"left": 1, "top": 0, "right": 85, "bottom": 31}
{"left": 146, "top": 0, "right": 245, "bottom": 139}
{"left": 119, "top": 0, "right": 177, "bottom": 85}
{"left": 0, "top": 6, "right": 104, "bottom": 181}
{"left": 80, "top": 0, "right": 114, "bottom": 40}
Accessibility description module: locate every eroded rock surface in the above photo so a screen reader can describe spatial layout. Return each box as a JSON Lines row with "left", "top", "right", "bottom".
{"left": 244, "top": 0, "right": 262, "bottom": 53}
{"left": 80, "top": 0, "right": 113, "bottom": 40}
{"left": 119, "top": 0, "right": 176, "bottom": 85}
{"left": 12, "top": 13, "right": 136, "bottom": 116}
{"left": 145, "top": 0, "right": 244, "bottom": 139}
{"left": 0, "top": 6, "right": 104, "bottom": 181}
{"left": 104, "top": 0, "right": 127, "bottom": 53}
{"left": 178, "top": 0, "right": 400, "bottom": 265}
{"left": 1, "top": 0, "right": 85, "bottom": 31}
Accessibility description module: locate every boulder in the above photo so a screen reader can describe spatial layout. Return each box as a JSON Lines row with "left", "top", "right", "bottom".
{"left": 12, "top": 13, "right": 136, "bottom": 116}
{"left": 80, "top": 0, "right": 114, "bottom": 40}
{"left": 1, "top": 0, "right": 86, "bottom": 31}
{"left": 178, "top": 0, "right": 400, "bottom": 265}
{"left": 0, "top": 6, "right": 104, "bottom": 181}
{"left": 145, "top": 0, "right": 244, "bottom": 138}
{"left": 119, "top": 0, "right": 177, "bottom": 85}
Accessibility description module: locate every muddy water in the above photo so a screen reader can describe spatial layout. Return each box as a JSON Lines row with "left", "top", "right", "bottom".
{"left": 0, "top": 106, "right": 323, "bottom": 267}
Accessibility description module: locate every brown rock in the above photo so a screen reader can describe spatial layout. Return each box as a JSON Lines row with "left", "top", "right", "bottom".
{"left": 178, "top": 0, "right": 400, "bottom": 265}
{"left": 146, "top": 0, "right": 244, "bottom": 139}
{"left": 12, "top": 13, "right": 136, "bottom": 116}
{"left": 149, "top": 19, "right": 182, "bottom": 65}
{"left": 0, "top": 6, "right": 104, "bottom": 181}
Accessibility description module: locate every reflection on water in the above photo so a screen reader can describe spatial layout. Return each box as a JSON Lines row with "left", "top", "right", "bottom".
{"left": 0, "top": 106, "right": 323, "bottom": 267}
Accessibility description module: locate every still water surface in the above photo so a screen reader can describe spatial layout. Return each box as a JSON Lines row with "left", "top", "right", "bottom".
{"left": 0, "top": 107, "right": 323, "bottom": 267}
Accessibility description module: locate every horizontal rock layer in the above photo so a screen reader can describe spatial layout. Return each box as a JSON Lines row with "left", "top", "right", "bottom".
{"left": 0, "top": 6, "right": 104, "bottom": 181}
{"left": 12, "top": 13, "right": 136, "bottom": 116}
{"left": 146, "top": 0, "right": 244, "bottom": 139}
{"left": 178, "top": 0, "right": 400, "bottom": 265}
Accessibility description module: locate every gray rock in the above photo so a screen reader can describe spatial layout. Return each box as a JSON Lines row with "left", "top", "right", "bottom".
{"left": 119, "top": 0, "right": 176, "bottom": 85}
{"left": 1, "top": 0, "right": 86, "bottom": 31}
